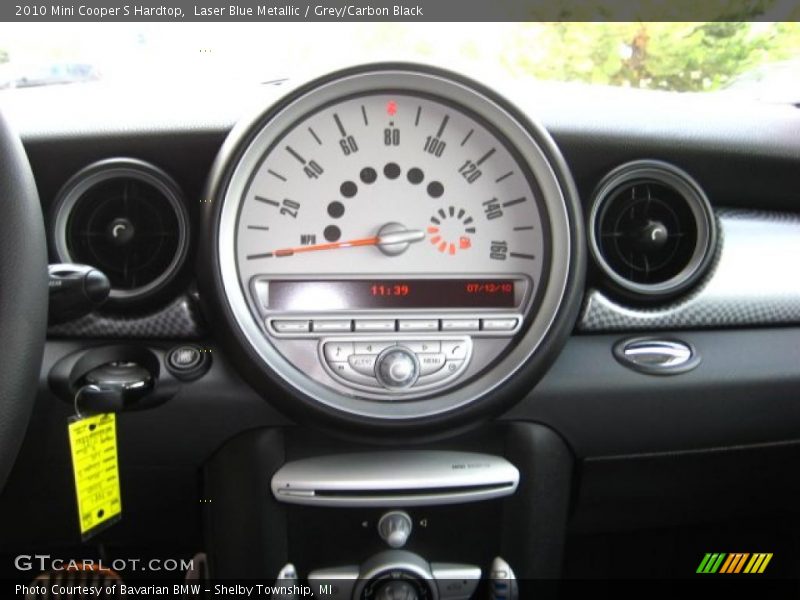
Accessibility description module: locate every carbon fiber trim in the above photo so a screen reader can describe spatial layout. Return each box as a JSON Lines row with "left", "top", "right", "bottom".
{"left": 47, "top": 293, "right": 205, "bottom": 339}
{"left": 579, "top": 209, "right": 800, "bottom": 332}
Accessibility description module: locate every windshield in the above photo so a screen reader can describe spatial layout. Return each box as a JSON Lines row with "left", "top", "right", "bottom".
{"left": 1, "top": 22, "right": 799, "bottom": 99}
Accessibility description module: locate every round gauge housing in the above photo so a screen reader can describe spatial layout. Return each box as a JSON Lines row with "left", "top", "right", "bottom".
{"left": 201, "top": 63, "right": 584, "bottom": 433}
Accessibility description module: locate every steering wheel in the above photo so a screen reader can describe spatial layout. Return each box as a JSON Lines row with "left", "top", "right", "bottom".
{"left": 0, "top": 110, "right": 48, "bottom": 490}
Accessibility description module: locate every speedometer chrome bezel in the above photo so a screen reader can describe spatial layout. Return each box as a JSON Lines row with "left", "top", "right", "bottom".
{"left": 208, "top": 63, "right": 580, "bottom": 425}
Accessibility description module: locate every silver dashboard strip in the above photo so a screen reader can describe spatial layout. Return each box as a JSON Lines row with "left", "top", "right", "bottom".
{"left": 271, "top": 450, "right": 520, "bottom": 507}
{"left": 579, "top": 209, "right": 800, "bottom": 332}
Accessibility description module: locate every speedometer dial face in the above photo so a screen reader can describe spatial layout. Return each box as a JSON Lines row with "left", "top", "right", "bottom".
{"left": 235, "top": 93, "right": 547, "bottom": 289}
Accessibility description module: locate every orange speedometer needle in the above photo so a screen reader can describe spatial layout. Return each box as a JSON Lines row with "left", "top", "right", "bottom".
{"left": 270, "top": 228, "right": 425, "bottom": 257}
{"left": 274, "top": 236, "right": 380, "bottom": 257}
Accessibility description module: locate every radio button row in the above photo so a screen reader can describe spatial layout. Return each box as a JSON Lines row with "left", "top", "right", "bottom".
{"left": 441, "top": 318, "right": 480, "bottom": 331}
{"left": 354, "top": 319, "right": 396, "bottom": 332}
{"left": 398, "top": 319, "right": 439, "bottom": 332}
{"left": 348, "top": 354, "right": 378, "bottom": 376}
{"left": 272, "top": 319, "right": 311, "bottom": 333}
{"left": 417, "top": 352, "right": 446, "bottom": 375}
{"left": 312, "top": 320, "right": 352, "bottom": 333}
{"left": 273, "top": 317, "right": 520, "bottom": 336}
{"left": 323, "top": 341, "right": 354, "bottom": 362}
{"left": 481, "top": 318, "right": 518, "bottom": 331}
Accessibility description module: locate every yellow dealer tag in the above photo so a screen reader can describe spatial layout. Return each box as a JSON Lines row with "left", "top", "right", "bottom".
{"left": 68, "top": 413, "right": 122, "bottom": 539}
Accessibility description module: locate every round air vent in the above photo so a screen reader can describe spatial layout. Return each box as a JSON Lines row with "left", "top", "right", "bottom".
{"left": 588, "top": 160, "right": 716, "bottom": 299}
{"left": 51, "top": 158, "right": 189, "bottom": 305}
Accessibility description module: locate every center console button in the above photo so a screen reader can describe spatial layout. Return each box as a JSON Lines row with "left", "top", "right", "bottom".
{"left": 313, "top": 319, "right": 352, "bottom": 332}
{"left": 481, "top": 317, "right": 518, "bottom": 331}
{"left": 401, "top": 340, "right": 441, "bottom": 354}
{"left": 354, "top": 319, "right": 396, "bottom": 332}
{"left": 348, "top": 354, "right": 378, "bottom": 376}
{"left": 323, "top": 341, "right": 354, "bottom": 363}
{"left": 441, "top": 340, "right": 469, "bottom": 360}
{"left": 398, "top": 319, "right": 439, "bottom": 332}
{"left": 418, "top": 359, "right": 465, "bottom": 385}
{"left": 417, "top": 352, "right": 446, "bottom": 375}
{"left": 168, "top": 345, "right": 202, "bottom": 370}
{"left": 445, "top": 360, "right": 465, "bottom": 374}
{"left": 328, "top": 361, "right": 381, "bottom": 388}
{"left": 441, "top": 318, "right": 480, "bottom": 331}
{"left": 354, "top": 341, "right": 395, "bottom": 355}
{"left": 272, "top": 319, "right": 310, "bottom": 333}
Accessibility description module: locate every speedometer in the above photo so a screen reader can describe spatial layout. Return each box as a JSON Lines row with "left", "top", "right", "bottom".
{"left": 203, "top": 64, "right": 584, "bottom": 430}
{"left": 235, "top": 92, "right": 545, "bottom": 281}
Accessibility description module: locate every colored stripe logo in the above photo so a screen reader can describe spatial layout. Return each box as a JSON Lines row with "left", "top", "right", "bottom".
{"left": 696, "top": 553, "right": 773, "bottom": 574}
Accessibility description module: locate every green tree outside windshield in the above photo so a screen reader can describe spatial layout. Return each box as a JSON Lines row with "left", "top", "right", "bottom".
{"left": 504, "top": 22, "right": 800, "bottom": 92}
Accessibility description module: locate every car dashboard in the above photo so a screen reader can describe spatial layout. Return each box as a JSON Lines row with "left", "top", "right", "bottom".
{"left": 1, "top": 63, "right": 800, "bottom": 588}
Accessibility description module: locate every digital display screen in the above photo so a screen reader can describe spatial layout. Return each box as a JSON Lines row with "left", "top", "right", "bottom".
{"left": 268, "top": 279, "right": 517, "bottom": 311}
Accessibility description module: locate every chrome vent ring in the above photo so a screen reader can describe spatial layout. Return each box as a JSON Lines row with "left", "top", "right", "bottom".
{"left": 589, "top": 160, "right": 716, "bottom": 299}
{"left": 51, "top": 158, "right": 190, "bottom": 305}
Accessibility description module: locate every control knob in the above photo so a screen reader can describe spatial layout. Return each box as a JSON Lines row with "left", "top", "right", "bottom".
{"left": 377, "top": 510, "right": 413, "bottom": 549}
{"left": 375, "top": 347, "right": 419, "bottom": 390}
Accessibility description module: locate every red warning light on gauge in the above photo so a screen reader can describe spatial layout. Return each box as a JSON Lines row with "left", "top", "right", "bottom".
{"left": 386, "top": 100, "right": 398, "bottom": 116}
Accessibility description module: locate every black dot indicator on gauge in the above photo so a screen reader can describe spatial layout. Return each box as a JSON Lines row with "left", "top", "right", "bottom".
{"left": 340, "top": 181, "right": 358, "bottom": 198}
{"left": 384, "top": 162, "right": 401, "bottom": 180}
{"left": 407, "top": 168, "right": 424, "bottom": 185}
{"left": 427, "top": 181, "right": 444, "bottom": 198}
{"left": 327, "top": 201, "right": 345, "bottom": 218}
{"left": 360, "top": 167, "right": 377, "bottom": 184}
{"left": 324, "top": 225, "right": 341, "bottom": 242}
